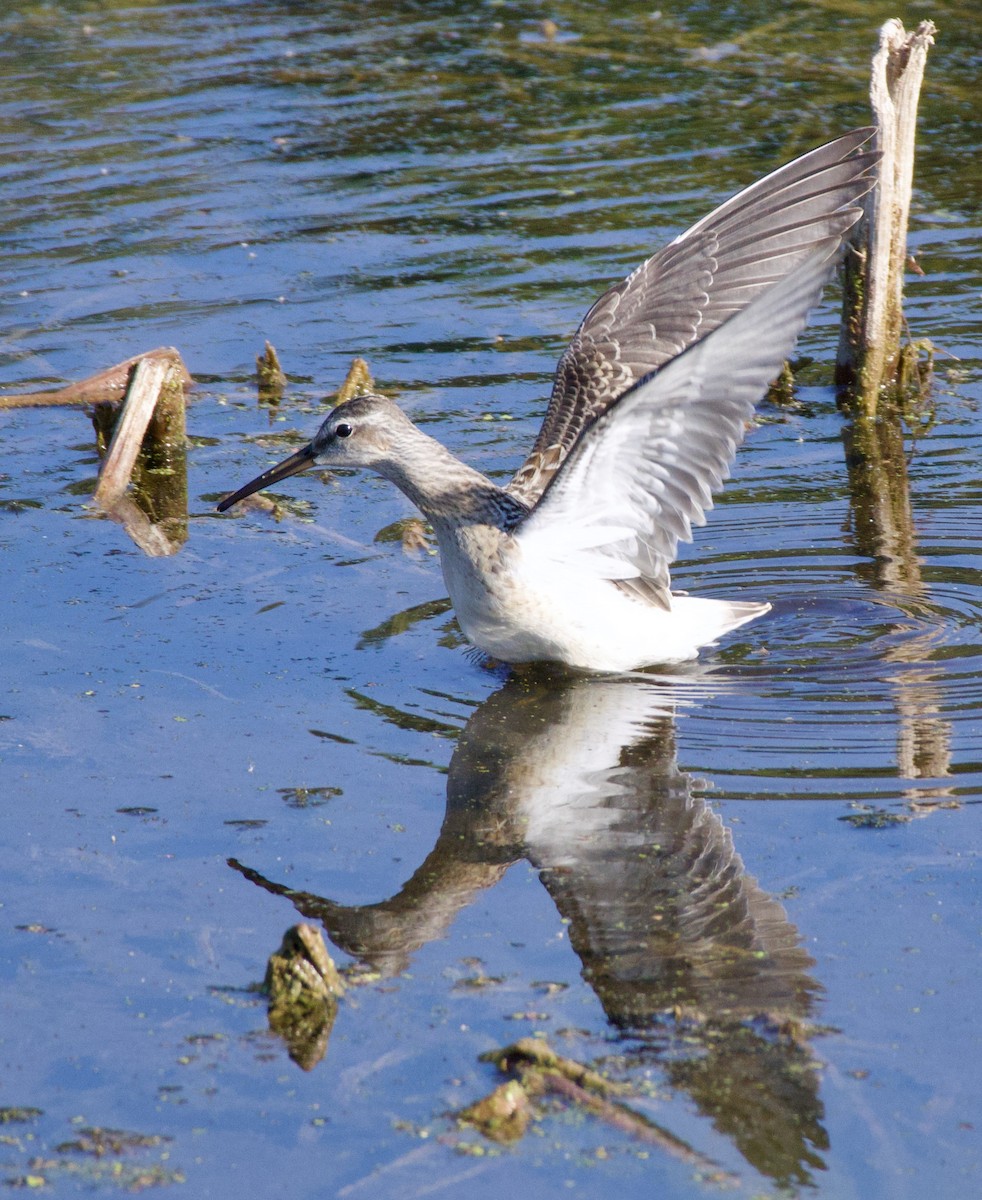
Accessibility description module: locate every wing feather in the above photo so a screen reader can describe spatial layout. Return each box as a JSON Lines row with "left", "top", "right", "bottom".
{"left": 512, "top": 243, "right": 844, "bottom": 607}
{"left": 508, "top": 129, "right": 877, "bottom": 505}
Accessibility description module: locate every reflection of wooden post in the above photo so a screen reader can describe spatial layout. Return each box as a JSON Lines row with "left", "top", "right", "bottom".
{"left": 892, "top": 674, "right": 952, "bottom": 797}
{"left": 837, "top": 19, "right": 936, "bottom": 415}
{"left": 841, "top": 411, "right": 920, "bottom": 594}
{"left": 842, "top": 410, "right": 953, "bottom": 799}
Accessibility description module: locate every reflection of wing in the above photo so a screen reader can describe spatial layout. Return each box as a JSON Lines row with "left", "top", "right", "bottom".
{"left": 499, "top": 675, "right": 820, "bottom": 1024}
{"left": 508, "top": 129, "right": 876, "bottom": 506}
{"left": 513, "top": 246, "right": 839, "bottom": 609}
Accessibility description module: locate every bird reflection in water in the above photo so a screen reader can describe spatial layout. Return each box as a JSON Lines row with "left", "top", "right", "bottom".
{"left": 231, "top": 670, "right": 828, "bottom": 1187}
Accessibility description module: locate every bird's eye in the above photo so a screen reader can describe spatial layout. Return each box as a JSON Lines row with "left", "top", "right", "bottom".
{"left": 335, "top": 423, "right": 353, "bottom": 439}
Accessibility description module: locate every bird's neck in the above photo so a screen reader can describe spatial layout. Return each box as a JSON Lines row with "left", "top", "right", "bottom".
{"left": 376, "top": 426, "right": 527, "bottom": 530}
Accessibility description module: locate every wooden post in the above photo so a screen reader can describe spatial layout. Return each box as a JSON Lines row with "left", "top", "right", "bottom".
{"left": 94, "top": 353, "right": 190, "bottom": 555}
{"left": 837, "top": 19, "right": 936, "bottom": 415}
{"left": 94, "top": 356, "right": 175, "bottom": 506}
{"left": 256, "top": 340, "right": 286, "bottom": 404}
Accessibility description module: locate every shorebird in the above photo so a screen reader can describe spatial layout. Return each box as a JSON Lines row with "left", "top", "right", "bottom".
{"left": 219, "top": 130, "right": 877, "bottom": 672}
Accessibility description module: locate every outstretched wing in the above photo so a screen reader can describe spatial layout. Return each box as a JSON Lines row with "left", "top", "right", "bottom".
{"left": 511, "top": 242, "right": 844, "bottom": 609}
{"left": 507, "top": 128, "right": 876, "bottom": 505}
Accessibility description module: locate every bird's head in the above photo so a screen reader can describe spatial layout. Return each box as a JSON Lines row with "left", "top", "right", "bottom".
{"left": 216, "top": 392, "right": 406, "bottom": 511}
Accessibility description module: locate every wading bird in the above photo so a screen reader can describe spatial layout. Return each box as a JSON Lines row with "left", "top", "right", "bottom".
{"left": 219, "top": 130, "right": 877, "bottom": 672}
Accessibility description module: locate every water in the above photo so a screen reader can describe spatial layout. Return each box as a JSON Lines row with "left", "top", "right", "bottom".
{"left": 1, "top": 2, "right": 980, "bottom": 1197}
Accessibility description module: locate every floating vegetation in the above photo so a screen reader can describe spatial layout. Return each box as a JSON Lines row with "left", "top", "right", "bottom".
{"left": 0, "top": 1108, "right": 42, "bottom": 1126}
{"left": 839, "top": 806, "right": 914, "bottom": 828}
{"left": 3, "top": 1123, "right": 183, "bottom": 1192}
{"left": 276, "top": 785, "right": 343, "bottom": 809}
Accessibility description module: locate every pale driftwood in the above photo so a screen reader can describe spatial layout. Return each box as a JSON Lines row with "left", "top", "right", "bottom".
{"left": 0, "top": 346, "right": 191, "bottom": 409}
{"left": 837, "top": 19, "right": 936, "bottom": 414}
{"left": 98, "top": 493, "right": 184, "bottom": 557}
{"left": 94, "top": 356, "right": 176, "bottom": 506}
{"left": 96, "top": 353, "right": 189, "bottom": 554}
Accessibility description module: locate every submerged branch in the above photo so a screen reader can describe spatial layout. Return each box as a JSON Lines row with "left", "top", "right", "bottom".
{"left": 0, "top": 346, "right": 191, "bottom": 409}
{"left": 465, "top": 1037, "right": 738, "bottom": 1185}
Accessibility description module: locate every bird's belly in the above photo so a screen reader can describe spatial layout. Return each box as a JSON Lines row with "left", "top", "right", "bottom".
{"left": 444, "top": 555, "right": 695, "bottom": 672}
{"left": 437, "top": 529, "right": 767, "bottom": 672}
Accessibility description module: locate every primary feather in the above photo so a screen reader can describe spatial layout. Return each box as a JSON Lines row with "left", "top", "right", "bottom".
{"left": 508, "top": 129, "right": 877, "bottom": 507}
{"left": 513, "top": 243, "right": 844, "bottom": 611}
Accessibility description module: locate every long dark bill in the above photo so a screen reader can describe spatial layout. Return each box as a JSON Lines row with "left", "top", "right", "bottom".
{"left": 216, "top": 444, "right": 316, "bottom": 512}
